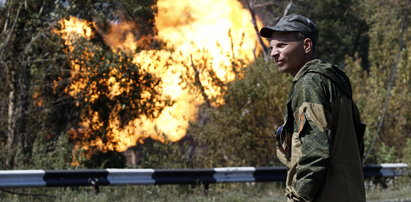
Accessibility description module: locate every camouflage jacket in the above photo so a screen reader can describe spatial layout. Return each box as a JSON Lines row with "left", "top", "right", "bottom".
{"left": 276, "top": 59, "right": 366, "bottom": 202}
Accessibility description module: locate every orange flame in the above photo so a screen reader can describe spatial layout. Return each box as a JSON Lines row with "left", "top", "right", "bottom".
{"left": 56, "top": 0, "right": 262, "bottom": 152}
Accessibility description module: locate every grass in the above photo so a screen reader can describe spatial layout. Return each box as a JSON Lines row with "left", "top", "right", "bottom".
{"left": 0, "top": 179, "right": 410, "bottom": 202}
{"left": 366, "top": 179, "right": 411, "bottom": 202}
{"left": 0, "top": 183, "right": 284, "bottom": 202}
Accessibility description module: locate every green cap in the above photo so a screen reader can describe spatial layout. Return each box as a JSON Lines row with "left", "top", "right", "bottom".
{"left": 260, "top": 14, "right": 318, "bottom": 44}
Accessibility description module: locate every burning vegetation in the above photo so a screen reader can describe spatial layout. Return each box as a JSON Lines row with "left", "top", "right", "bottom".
{"left": 53, "top": 0, "right": 262, "bottom": 158}
{"left": 1, "top": 0, "right": 409, "bottom": 173}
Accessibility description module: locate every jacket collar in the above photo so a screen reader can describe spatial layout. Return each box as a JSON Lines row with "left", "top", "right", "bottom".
{"left": 292, "top": 59, "right": 321, "bottom": 83}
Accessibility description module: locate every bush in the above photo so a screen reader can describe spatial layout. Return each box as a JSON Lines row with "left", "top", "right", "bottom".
{"left": 187, "top": 58, "right": 291, "bottom": 167}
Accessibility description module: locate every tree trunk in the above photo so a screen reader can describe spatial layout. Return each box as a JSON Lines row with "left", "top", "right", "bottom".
{"left": 7, "top": 64, "right": 30, "bottom": 166}
{"left": 4, "top": 3, "right": 32, "bottom": 166}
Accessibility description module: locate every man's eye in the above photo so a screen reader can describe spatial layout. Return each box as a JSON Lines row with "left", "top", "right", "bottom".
{"left": 278, "top": 43, "right": 287, "bottom": 48}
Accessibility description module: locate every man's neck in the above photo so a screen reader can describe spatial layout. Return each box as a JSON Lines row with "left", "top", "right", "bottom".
{"left": 292, "top": 59, "right": 320, "bottom": 82}
{"left": 290, "top": 55, "right": 315, "bottom": 77}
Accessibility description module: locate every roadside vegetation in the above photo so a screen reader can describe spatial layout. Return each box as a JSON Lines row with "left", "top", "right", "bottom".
{"left": 0, "top": 0, "right": 409, "bottom": 201}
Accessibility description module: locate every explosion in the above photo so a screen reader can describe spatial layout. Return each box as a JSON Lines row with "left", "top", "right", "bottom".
{"left": 55, "top": 0, "right": 262, "bottom": 153}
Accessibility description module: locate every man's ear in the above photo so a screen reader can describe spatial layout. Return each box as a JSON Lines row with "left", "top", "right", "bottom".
{"left": 303, "top": 38, "right": 313, "bottom": 54}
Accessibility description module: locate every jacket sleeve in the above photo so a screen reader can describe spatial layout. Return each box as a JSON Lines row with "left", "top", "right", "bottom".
{"left": 291, "top": 74, "right": 332, "bottom": 200}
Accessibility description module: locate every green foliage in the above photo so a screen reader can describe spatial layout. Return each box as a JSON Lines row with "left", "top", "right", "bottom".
{"left": 0, "top": 131, "right": 74, "bottom": 170}
{"left": 129, "top": 138, "right": 192, "bottom": 169}
{"left": 65, "top": 38, "right": 171, "bottom": 151}
{"left": 125, "top": 57, "right": 292, "bottom": 168}
{"left": 61, "top": 0, "right": 159, "bottom": 48}
{"left": 29, "top": 132, "right": 74, "bottom": 169}
{"left": 116, "top": 0, "right": 158, "bottom": 36}
{"left": 187, "top": 58, "right": 291, "bottom": 167}
{"left": 404, "top": 139, "right": 411, "bottom": 164}
{"left": 83, "top": 151, "right": 126, "bottom": 168}
{"left": 0, "top": 1, "right": 410, "bottom": 200}
{"left": 0, "top": 0, "right": 72, "bottom": 167}
{"left": 295, "top": 0, "right": 369, "bottom": 68}
{"left": 0, "top": 0, "right": 410, "bottom": 171}
{"left": 344, "top": 0, "right": 410, "bottom": 164}
{"left": 0, "top": 0, "right": 162, "bottom": 169}
{"left": 256, "top": 0, "right": 369, "bottom": 68}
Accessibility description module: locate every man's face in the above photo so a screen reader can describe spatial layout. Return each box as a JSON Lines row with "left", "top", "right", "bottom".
{"left": 269, "top": 32, "right": 307, "bottom": 76}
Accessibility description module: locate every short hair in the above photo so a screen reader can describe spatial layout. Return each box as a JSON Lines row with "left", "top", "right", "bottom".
{"left": 292, "top": 31, "right": 317, "bottom": 54}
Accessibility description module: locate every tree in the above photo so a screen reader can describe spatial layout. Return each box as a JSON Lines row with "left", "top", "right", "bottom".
{"left": 186, "top": 58, "right": 291, "bottom": 167}
{"left": 0, "top": 0, "right": 64, "bottom": 166}
{"left": 293, "top": 0, "right": 370, "bottom": 69}
{"left": 346, "top": 0, "right": 410, "bottom": 164}
{"left": 0, "top": 0, "right": 163, "bottom": 168}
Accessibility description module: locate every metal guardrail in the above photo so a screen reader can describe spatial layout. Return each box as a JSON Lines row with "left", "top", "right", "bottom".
{"left": 363, "top": 163, "right": 409, "bottom": 178}
{"left": 0, "top": 163, "right": 408, "bottom": 188}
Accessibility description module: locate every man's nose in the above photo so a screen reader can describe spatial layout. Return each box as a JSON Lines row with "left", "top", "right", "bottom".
{"left": 270, "top": 48, "right": 279, "bottom": 58}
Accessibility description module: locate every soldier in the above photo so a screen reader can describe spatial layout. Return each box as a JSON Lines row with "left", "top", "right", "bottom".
{"left": 259, "top": 14, "right": 366, "bottom": 202}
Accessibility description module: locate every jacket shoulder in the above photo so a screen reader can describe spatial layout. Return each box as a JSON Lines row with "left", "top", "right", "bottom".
{"left": 302, "top": 61, "right": 352, "bottom": 99}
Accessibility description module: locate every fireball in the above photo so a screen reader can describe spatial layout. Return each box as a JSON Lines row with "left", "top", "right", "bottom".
{"left": 55, "top": 0, "right": 262, "bottom": 152}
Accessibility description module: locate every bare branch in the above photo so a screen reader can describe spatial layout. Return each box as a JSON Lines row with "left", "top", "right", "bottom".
{"left": 0, "top": 2, "right": 22, "bottom": 58}
{"left": 190, "top": 54, "right": 211, "bottom": 108}
{"left": 283, "top": 1, "right": 293, "bottom": 17}
{"left": 243, "top": 0, "right": 269, "bottom": 61}
{"left": 38, "top": 0, "right": 46, "bottom": 15}
{"left": 253, "top": 2, "right": 278, "bottom": 9}
{"left": 2, "top": 3, "right": 11, "bottom": 33}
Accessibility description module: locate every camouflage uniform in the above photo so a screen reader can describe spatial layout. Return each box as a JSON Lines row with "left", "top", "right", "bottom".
{"left": 276, "top": 59, "right": 366, "bottom": 202}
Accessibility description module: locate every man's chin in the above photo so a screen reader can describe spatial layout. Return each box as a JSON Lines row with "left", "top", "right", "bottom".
{"left": 277, "top": 66, "right": 287, "bottom": 73}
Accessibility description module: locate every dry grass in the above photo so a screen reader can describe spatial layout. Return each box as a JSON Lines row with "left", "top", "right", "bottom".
{"left": 1, "top": 179, "right": 410, "bottom": 202}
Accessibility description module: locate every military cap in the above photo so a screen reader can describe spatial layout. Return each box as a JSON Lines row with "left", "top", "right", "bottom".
{"left": 260, "top": 14, "right": 319, "bottom": 44}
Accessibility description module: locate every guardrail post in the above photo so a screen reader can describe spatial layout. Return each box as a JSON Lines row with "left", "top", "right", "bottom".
{"left": 89, "top": 177, "right": 100, "bottom": 194}
{"left": 203, "top": 182, "right": 209, "bottom": 196}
